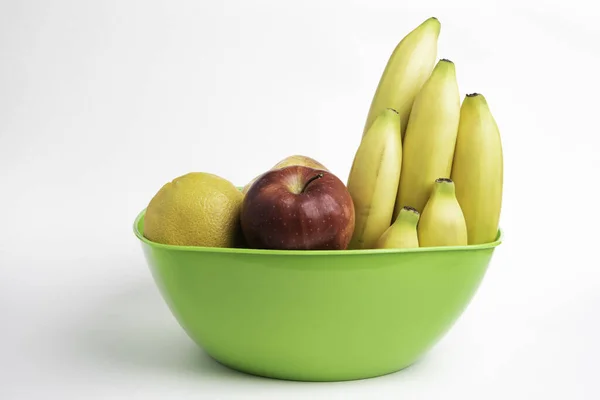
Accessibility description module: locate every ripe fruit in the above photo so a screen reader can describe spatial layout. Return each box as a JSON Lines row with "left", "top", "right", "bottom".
{"left": 394, "top": 58, "right": 461, "bottom": 218}
{"left": 242, "top": 155, "right": 329, "bottom": 195}
{"left": 240, "top": 165, "right": 355, "bottom": 250}
{"left": 451, "top": 93, "right": 503, "bottom": 244}
{"left": 362, "top": 17, "right": 440, "bottom": 140}
{"left": 270, "top": 155, "right": 329, "bottom": 171}
{"left": 417, "top": 178, "right": 467, "bottom": 247}
{"left": 347, "top": 108, "right": 403, "bottom": 249}
{"left": 375, "top": 206, "right": 420, "bottom": 249}
{"left": 143, "top": 172, "right": 244, "bottom": 247}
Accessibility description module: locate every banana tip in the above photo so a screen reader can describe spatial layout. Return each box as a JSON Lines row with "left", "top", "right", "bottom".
{"left": 436, "top": 177, "right": 453, "bottom": 184}
{"left": 402, "top": 206, "right": 420, "bottom": 215}
{"left": 413, "top": 17, "right": 440, "bottom": 36}
{"left": 426, "top": 17, "right": 441, "bottom": 34}
{"left": 465, "top": 92, "right": 488, "bottom": 105}
{"left": 426, "top": 16, "right": 439, "bottom": 24}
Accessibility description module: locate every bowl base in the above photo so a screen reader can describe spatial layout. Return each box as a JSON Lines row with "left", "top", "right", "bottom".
{"left": 207, "top": 353, "right": 418, "bottom": 382}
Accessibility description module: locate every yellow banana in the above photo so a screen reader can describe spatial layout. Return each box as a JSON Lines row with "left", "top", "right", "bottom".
{"left": 375, "top": 206, "right": 420, "bottom": 249}
{"left": 418, "top": 178, "right": 467, "bottom": 247}
{"left": 347, "top": 108, "right": 402, "bottom": 250}
{"left": 363, "top": 17, "right": 440, "bottom": 140}
{"left": 451, "top": 93, "right": 503, "bottom": 244}
{"left": 394, "top": 59, "right": 461, "bottom": 218}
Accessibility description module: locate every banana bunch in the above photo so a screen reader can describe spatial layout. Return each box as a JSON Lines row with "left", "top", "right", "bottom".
{"left": 375, "top": 206, "right": 420, "bottom": 249}
{"left": 362, "top": 17, "right": 440, "bottom": 140}
{"left": 394, "top": 58, "right": 461, "bottom": 218}
{"left": 347, "top": 108, "right": 402, "bottom": 250}
{"left": 451, "top": 94, "right": 503, "bottom": 245}
{"left": 346, "top": 17, "right": 503, "bottom": 249}
{"left": 418, "top": 178, "right": 467, "bottom": 247}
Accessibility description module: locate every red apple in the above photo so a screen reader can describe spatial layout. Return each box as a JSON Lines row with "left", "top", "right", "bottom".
{"left": 240, "top": 165, "right": 355, "bottom": 250}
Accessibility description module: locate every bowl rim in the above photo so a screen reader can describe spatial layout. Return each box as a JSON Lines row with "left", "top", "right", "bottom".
{"left": 133, "top": 208, "right": 503, "bottom": 256}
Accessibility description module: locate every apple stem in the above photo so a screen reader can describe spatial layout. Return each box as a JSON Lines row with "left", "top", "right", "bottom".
{"left": 302, "top": 173, "right": 324, "bottom": 193}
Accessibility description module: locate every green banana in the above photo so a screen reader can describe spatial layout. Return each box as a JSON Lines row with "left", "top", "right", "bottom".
{"left": 451, "top": 93, "right": 503, "bottom": 244}
{"left": 394, "top": 59, "right": 461, "bottom": 218}
{"left": 417, "top": 178, "right": 467, "bottom": 247}
{"left": 362, "top": 17, "right": 440, "bottom": 140}
{"left": 375, "top": 206, "right": 420, "bottom": 249}
{"left": 347, "top": 108, "right": 402, "bottom": 250}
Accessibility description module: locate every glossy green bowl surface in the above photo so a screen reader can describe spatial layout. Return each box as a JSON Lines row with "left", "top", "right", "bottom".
{"left": 133, "top": 208, "right": 502, "bottom": 381}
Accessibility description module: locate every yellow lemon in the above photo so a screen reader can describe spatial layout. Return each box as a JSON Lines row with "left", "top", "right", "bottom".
{"left": 143, "top": 172, "right": 243, "bottom": 248}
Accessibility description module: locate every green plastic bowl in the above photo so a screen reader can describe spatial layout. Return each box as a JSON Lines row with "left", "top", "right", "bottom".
{"left": 133, "top": 208, "right": 502, "bottom": 382}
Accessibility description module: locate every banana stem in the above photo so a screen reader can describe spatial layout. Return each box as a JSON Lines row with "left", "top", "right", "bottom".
{"left": 396, "top": 206, "right": 420, "bottom": 226}
{"left": 433, "top": 178, "right": 456, "bottom": 195}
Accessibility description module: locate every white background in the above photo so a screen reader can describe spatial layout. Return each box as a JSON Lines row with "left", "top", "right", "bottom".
{"left": 1, "top": 0, "right": 599, "bottom": 398}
